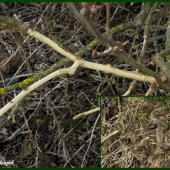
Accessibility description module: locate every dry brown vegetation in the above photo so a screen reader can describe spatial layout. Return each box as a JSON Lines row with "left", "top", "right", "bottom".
{"left": 0, "top": 2, "right": 170, "bottom": 168}
{"left": 0, "top": 3, "right": 101, "bottom": 168}
{"left": 101, "top": 97, "right": 170, "bottom": 168}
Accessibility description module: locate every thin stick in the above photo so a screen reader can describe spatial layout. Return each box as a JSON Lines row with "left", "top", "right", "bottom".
{"left": 73, "top": 107, "right": 100, "bottom": 120}
{"left": 81, "top": 113, "right": 100, "bottom": 167}
{"left": 101, "top": 130, "right": 119, "bottom": 144}
{"left": 106, "top": 3, "right": 112, "bottom": 39}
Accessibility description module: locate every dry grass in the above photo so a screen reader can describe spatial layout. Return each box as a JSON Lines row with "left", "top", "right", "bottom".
{"left": 101, "top": 97, "right": 170, "bottom": 168}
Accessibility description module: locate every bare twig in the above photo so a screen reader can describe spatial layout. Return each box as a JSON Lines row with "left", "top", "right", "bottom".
{"left": 81, "top": 113, "right": 100, "bottom": 167}
{"left": 101, "top": 130, "right": 119, "bottom": 144}
{"left": 106, "top": 3, "right": 112, "bottom": 39}
{"left": 73, "top": 107, "right": 100, "bottom": 120}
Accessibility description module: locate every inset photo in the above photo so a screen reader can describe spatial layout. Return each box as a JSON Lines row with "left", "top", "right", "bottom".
{"left": 101, "top": 97, "right": 170, "bottom": 168}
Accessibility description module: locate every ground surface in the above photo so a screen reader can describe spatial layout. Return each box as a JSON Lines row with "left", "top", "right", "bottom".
{"left": 0, "top": 2, "right": 170, "bottom": 168}
{"left": 101, "top": 97, "right": 170, "bottom": 168}
{"left": 0, "top": 3, "right": 101, "bottom": 167}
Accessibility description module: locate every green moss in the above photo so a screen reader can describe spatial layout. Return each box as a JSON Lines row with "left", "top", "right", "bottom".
{"left": 168, "top": 122, "right": 170, "bottom": 129}
{"left": 19, "top": 77, "right": 35, "bottom": 86}
{"left": 0, "top": 88, "right": 4, "bottom": 94}
{"left": 33, "top": 73, "right": 39, "bottom": 78}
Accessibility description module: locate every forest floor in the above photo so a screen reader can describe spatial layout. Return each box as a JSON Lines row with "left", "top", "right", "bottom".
{"left": 0, "top": 2, "right": 169, "bottom": 168}
{"left": 101, "top": 97, "right": 170, "bottom": 168}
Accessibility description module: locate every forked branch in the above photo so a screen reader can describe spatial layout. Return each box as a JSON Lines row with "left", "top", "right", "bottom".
{"left": 0, "top": 26, "right": 157, "bottom": 116}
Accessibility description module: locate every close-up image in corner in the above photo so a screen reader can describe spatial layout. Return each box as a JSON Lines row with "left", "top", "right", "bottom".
{"left": 101, "top": 96, "right": 170, "bottom": 168}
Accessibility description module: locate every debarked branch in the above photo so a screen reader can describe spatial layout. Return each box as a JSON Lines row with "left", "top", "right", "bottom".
{"left": 0, "top": 23, "right": 160, "bottom": 116}
{"left": 0, "top": 56, "right": 156, "bottom": 116}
